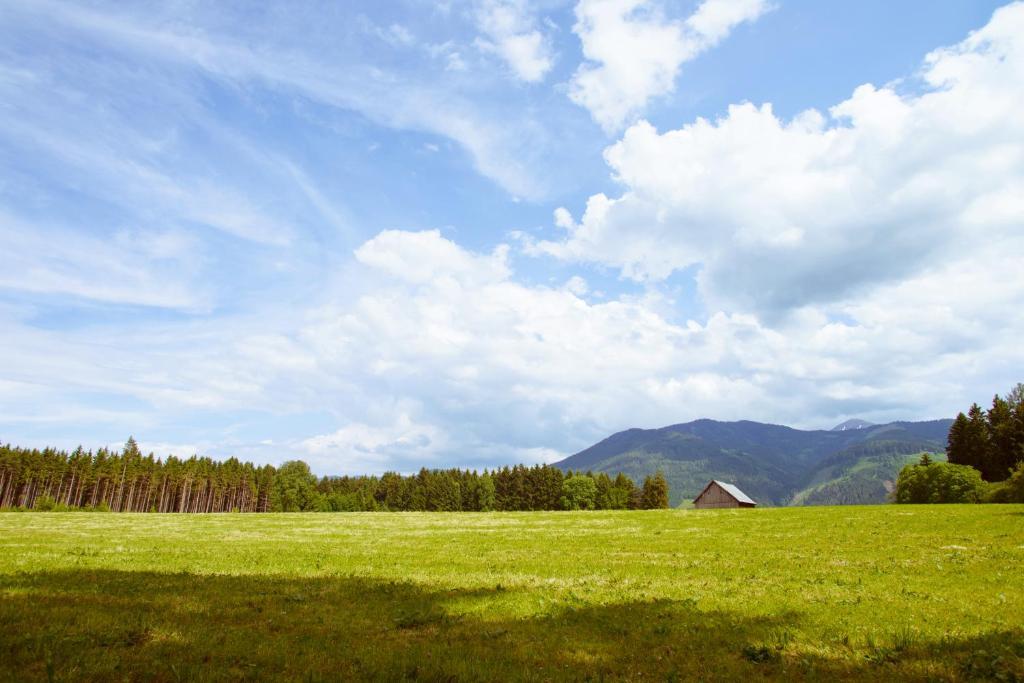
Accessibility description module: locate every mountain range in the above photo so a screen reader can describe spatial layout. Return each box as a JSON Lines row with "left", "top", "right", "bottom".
{"left": 555, "top": 418, "right": 952, "bottom": 507}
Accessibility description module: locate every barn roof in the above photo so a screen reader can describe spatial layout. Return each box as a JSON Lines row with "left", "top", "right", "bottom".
{"left": 695, "top": 480, "right": 757, "bottom": 505}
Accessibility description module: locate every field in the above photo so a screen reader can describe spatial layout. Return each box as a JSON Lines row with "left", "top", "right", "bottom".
{"left": 1, "top": 507, "right": 1023, "bottom": 681}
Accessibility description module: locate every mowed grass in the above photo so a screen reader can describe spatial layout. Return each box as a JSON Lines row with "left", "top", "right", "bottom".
{"left": 1, "top": 506, "right": 1022, "bottom": 681}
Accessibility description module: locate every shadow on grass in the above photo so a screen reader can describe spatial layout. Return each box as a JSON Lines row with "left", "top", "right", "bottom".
{"left": 1, "top": 570, "right": 1021, "bottom": 681}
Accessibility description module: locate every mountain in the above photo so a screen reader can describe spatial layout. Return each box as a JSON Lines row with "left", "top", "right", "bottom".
{"left": 555, "top": 419, "right": 952, "bottom": 507}
{"left": 832, "top": 419, "right": 875, "bottom": 431}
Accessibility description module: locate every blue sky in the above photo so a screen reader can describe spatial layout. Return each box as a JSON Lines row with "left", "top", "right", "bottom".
{"left": 1, "top": 0, "right": 1021, "bottom": 474}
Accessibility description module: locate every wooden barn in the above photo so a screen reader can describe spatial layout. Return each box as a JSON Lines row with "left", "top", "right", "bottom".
{"left": 692, "top": 480, "right": 757, "bottom": 509}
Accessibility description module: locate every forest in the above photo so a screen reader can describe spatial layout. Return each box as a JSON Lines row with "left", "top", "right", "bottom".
{"left": 946, "top": 382, "right": 1024, "bottom": 480}
{"left": 0, "top": 438, "right": 670, "bottom": 512}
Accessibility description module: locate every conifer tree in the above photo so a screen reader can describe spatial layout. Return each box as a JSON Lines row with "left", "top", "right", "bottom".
{"left": 641, "top": 471, "right": 670, "bottom": 509}
{"left": 965, "top": 404, "right": 992, "bottom": 477}
{"left": 946, "top": 412, "right": 970, "bottom": 467}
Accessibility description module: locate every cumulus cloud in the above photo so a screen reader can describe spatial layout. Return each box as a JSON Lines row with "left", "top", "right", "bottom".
{"left": 5, "top": 222, "right": 1022, "bottom": 472}
{"left": 302, "top": 413, "right": 448, "bottom": 473}
{"left": 294, "top": 229, "right": 1021, "bottom": 458}
{"left": 354, "top": 229, "right": 510, "bottom": 285}
{"left": 569, "top": 0, "right": 771, "bottom": 131}
{"left": 475, "top": 0, "right": 554, "bottom": 83}
{"left": 546, "top": 1, "right": 1024, "bottom": 315}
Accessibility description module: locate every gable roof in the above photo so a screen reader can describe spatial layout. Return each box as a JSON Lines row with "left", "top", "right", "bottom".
{"left": 694, "top": 480, "right": 757, "bottom": 505}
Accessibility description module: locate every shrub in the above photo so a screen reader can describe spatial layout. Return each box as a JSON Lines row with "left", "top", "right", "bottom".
{"left": 985, "top": 462, "right": 1024, "bottom": 503}
{"left": 895, "top": 456, "right": 987, "bottom": 503}
{"left": 31, "top": 496, "right": 73, "bottom": 512}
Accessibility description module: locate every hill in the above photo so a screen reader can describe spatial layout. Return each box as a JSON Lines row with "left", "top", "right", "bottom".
{"left": 556, "top": 419, "right": 951, "bottom": 506}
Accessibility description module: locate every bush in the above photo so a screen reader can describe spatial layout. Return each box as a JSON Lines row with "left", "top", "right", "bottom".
{"left": 895, "top": 456, "right": 988, "bottom": 503}
{"left": 985, "top": 462, "right": 1024, "bottom": 503}
{"left": 32, "top": 496, "right": 74, "bottom": 512}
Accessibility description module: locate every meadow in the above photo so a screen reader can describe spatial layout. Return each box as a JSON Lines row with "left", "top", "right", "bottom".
{"left": 1, "top": 506, "right": 1022, "bottom": 681}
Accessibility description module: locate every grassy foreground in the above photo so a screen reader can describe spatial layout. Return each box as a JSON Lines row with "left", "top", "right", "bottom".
{"left": 1, "top": 507, "right": 1022, "bottom": 681}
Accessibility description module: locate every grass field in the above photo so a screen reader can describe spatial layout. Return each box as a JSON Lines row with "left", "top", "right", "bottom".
{"left": 1, "top": 506, "right": 1023, "bottom": 681}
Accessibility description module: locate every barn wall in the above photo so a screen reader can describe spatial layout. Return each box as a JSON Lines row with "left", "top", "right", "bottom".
{"left": 694, "top": 483, "right": 739, "bottom": 509}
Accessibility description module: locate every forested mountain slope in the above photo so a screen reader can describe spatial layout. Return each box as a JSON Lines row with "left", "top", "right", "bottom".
{"left": 556, "top": 419, "right": 952, "bottom": 506}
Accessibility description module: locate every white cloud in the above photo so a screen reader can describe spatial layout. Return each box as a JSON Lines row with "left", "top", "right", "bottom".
{"left": 475, "top": 0, "right": 554, "bottom": 83}
{"left": 546, "top": 1, "right": 1024, "bottom": 315}
{"left": 569, "top": 0, "right": 770, "bottom": 131}
{"left": 302, "top": 413, "right": 448, "bottom": 473}
{"left": 686, "top": 0, "right": 773, "bottom": 43}
{"left": 355, "top": 229, "right": 510, "bottom": 285}
{"left": 4, "top": 222, "right": 1022, "bottom": 472}
{"left": 565, "top": 275, "right": 589, "bottom": 295}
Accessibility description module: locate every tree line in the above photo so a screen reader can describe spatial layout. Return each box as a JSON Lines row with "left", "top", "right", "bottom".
{"left": 0, "top": 438, "right": 670, "bottom": 512}
{"left": 895, "top": 383, "right": 1024, "bottom": 504}
{"left": 946, "top": 383, "right": 1024, "bottom": 481}
{"left": 0, "top": 438, "right": 274, "bottom": 512}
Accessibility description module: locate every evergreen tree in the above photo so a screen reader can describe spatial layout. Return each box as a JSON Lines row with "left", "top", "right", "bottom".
{"left": 594, "top": 472, "right": 613, "bottom": 509}
{"left": 948, "top": 385, "right": 1024, "bottom": 482}
{"left": 424, "top": 470, "right": 462, "bottom": 511}
{"left": 964, "top": 404, "right": 992, "bottom": 478}
{"left": 409, "top": 469, "right": 430, "bottom": 511}
{"left": 641, "top": 471, "right": 670, "bottom": 509}
{"left": 946, "top": 412, "right": 970, "bottom": 467}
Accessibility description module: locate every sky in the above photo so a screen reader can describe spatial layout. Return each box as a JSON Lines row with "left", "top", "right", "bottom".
{"left": 1, "top": 0, "right": 1021, "bottom": 474}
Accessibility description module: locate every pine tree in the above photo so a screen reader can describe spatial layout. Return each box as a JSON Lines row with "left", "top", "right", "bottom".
{"left": 965, "top": 404, "right": 993, "bottom": 479}
{"left": 641, "top": 471, "right": 670, "bottom": 509}
{"left": 946, "top": 412, "right": 970, "bottom": 467}
{"left": 988, "top": 395, "right": 1016, "bottom": 480}
{"left": 594, "top": 472, "right": 613, "bottom": 509}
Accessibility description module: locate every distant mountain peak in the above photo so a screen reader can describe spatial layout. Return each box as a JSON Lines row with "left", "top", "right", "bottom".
{"left": 831, "top": 419, "right": 875, "bottom": 431}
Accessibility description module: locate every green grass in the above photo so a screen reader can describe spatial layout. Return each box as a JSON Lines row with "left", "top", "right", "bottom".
{"left": 1, "top": 506, "right": 1023, "bottom": 681}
